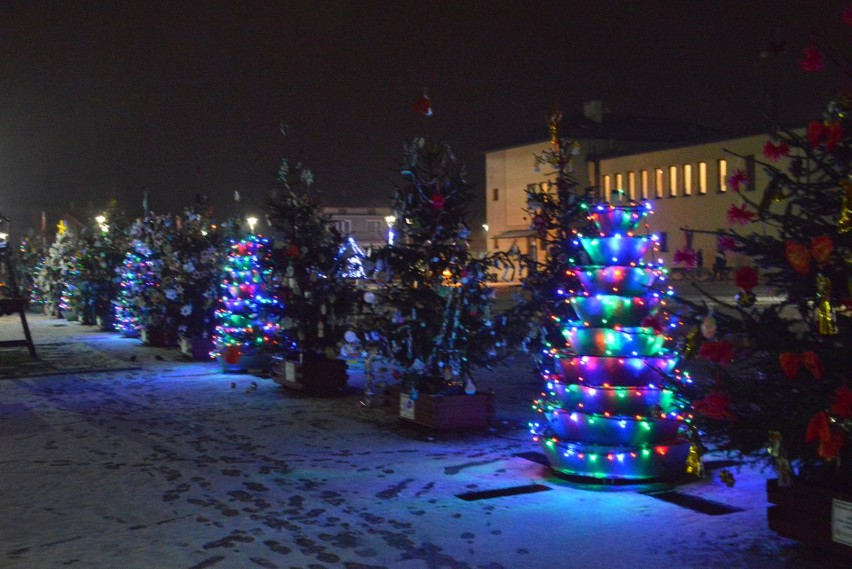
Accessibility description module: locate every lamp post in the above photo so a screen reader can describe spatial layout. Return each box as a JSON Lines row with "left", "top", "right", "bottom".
{"left": 384, "top": 215, "right": 396, "bottom": 245}
{"left": 95, "top": 214, "right": 109, "bottom": 233}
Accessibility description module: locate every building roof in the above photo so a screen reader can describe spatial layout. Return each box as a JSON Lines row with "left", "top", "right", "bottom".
{"left": 484, "top": 102, "right": 724, "bottom": 155}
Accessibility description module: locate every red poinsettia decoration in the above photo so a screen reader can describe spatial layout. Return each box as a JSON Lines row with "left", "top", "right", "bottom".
{"left": 699, "top": 340, "right": 734, "bottom": 366}
{"left": 779, "top": 350, "right": 823, "bottom": 379}
{"left": 801, "top": 350, "right": 824, "bottom": 379}
{"left": 798, "top": 44, "right": 825, "bottom": 72}
{"left": 693, "top": 391, "right": 737, "bottom": 421}
{"left": 807, "top": 120, "right": 844, "bottom": 151}
{"left": 727, "top": 203, "right": 755, "bottom": 225}
{"left": 763, "top": 140, "right": 790, "bottom": 162}
{"left": 429, "top": 192, "right": 445, "bottom": 210}
{"left": 672, "top": 247, "right": 698, "bottom": 269}
{"left": 727, "top": 169, "right": 749, "bottom": 192}
{"left": 779, "top": 352, "right": 800, "bottom": 378}
{"left": 734, "top": 266, "right": 758, "bottom": 292}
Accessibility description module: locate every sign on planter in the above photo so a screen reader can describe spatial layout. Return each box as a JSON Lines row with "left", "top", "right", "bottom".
{"left": 833, "top": 499, "right": 852, "bottom": 547}
{"left": 399, "top": 393, "right": 416, "bottom": 420}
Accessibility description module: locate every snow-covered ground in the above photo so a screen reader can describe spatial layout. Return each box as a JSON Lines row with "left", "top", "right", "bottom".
{"left": 0, "top": 314, "right": 844, "bottom": 569}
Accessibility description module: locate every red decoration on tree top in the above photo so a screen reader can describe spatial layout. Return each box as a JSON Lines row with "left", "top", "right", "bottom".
{"left": 799, "top": 44, "right": 825, "bottom": 71}
{"left": 413, "top": 89, "right": 432, "bottom": 117}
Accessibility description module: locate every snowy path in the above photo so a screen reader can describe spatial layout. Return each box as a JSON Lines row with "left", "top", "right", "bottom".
{"left": 0, "top": 315, "right": 842, "bottom": 569}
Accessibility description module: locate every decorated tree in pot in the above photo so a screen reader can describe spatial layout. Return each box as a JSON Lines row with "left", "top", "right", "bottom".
{"left": 75, "top": 205, "right": 130, "bottom": 329}
{"left": 115, "top": 213, "right": 178, "bottom": 344}
{"left": 373, "top": 136, "right": 503, "bottom": 399}
{"left": 684, "top": 37, "right": 851, "bottom": 489}
{"left": 35, "top": 220, "right": 80, "bottom": 318}
{"left": 212, "top": 232, "right": 286, "bottom": 371}
{"left": 161, "top": 203, "right": 226, "bottom": 357}
{"left": 15, "top": 229, "right": 48, "bottom": 308}
{"left": 265, "top": 154, "right": 358, "bottom": 365}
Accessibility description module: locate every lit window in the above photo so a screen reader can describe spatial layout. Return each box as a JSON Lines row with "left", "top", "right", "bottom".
{"left": 718, "top": 159, "right": 727, "bottom": 193}
{"left": 683, "top": 164, "right": 692, "bottom": 196}
{"left": 333, "top": 219, "right": 351, "bottom": 234}
{"left": 655, "top": 169, "right": 664, "bottom": 199}
{"left": 698, "top": 162, "right": 707, "bottom": 194}
{"left": 604, "top": 175, "right": 612, "bottom": 195}
{"left": 627, "top": 172, "right": 636, "bottom": 200}
{"left": 615, "top": 173, "right": 623, "bottom": 193}
{"left": 492, "top": 187, "right": 499, "bottom": 201}
{"left": 640, "top": 169, "right": 649, "bottom": 199}
{"left": 668, "top": 166, "right": 678, "bottom": 197}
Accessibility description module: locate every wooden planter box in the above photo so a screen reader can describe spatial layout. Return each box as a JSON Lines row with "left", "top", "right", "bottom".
{"left": 271, "top": 356, "right": 348, "bottom": 394}
{"left": 382, "top": 385, "right": 495, "bottom": 431}
{"left": 140, "top": 328, "right": 176, "bottom": 347}
{"left": 767, "top": 478, "right": 852, "bottom": 559}
{"left": 178, "top": 336, "right": 213, "bottom": 361}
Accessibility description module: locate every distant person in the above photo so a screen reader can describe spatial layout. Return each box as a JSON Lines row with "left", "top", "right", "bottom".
{"left": 712, "top": 251, "right": 727, "bottom": 280}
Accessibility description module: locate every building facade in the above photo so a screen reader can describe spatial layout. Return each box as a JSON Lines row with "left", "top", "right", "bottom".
{"left": 323, "top": 206, "right": 393, "bottom": 252}
{"left": 485, "top": 128, "right": 777, "bottom": 277}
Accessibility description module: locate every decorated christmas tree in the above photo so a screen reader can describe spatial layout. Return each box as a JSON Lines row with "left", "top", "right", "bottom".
{"left": 35, "top": 221, "right": 79, "bottom": 318}
{"left": 75, "top": 205, "right": 130, "bottom": 329}
{"left": 212, "top": 233, "right": 286, "bottom": 371}
{"left": 114, "top": 214, "right": 176, "bottom": 343}
{"left": 501, "top": 110, "right": 594, "bottom": 354}
{"left": 15, "top": 229, "right": 48, "bottom": 306}
{"left": 265, "top": 151, "right": 357, "bottom": 362}
{"left": 506, "top": 114, "right": 693, "bottom": 480}
{"left": 374, "top": 136, "right": 502, "bottom": 396}
{"left": 531, "top": 193, "right": 694, "bottom": 480}
{"left": 160, "top": 203, "right": 225, "bottom": 350}
{"left": 685, "top": 28, "right": 852, "bottom": 488}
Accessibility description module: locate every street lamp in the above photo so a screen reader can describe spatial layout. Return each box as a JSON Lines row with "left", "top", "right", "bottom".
{"left": 95, "top": 214, "right": 109, "bottom": 233}
{"left": 246, "top": 216, "right": 258, "bottom": 234}
{"left": 384, "top": 215, "right": 396, "bottom": 245}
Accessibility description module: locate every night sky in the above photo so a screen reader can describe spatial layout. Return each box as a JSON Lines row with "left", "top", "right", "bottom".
{"left": 0, "top": 1, "right": 846, "bottom": 233}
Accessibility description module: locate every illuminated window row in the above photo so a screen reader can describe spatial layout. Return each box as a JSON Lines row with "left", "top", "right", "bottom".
{"left": 603, "top": 156, "right": 756, "bottom": 200}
